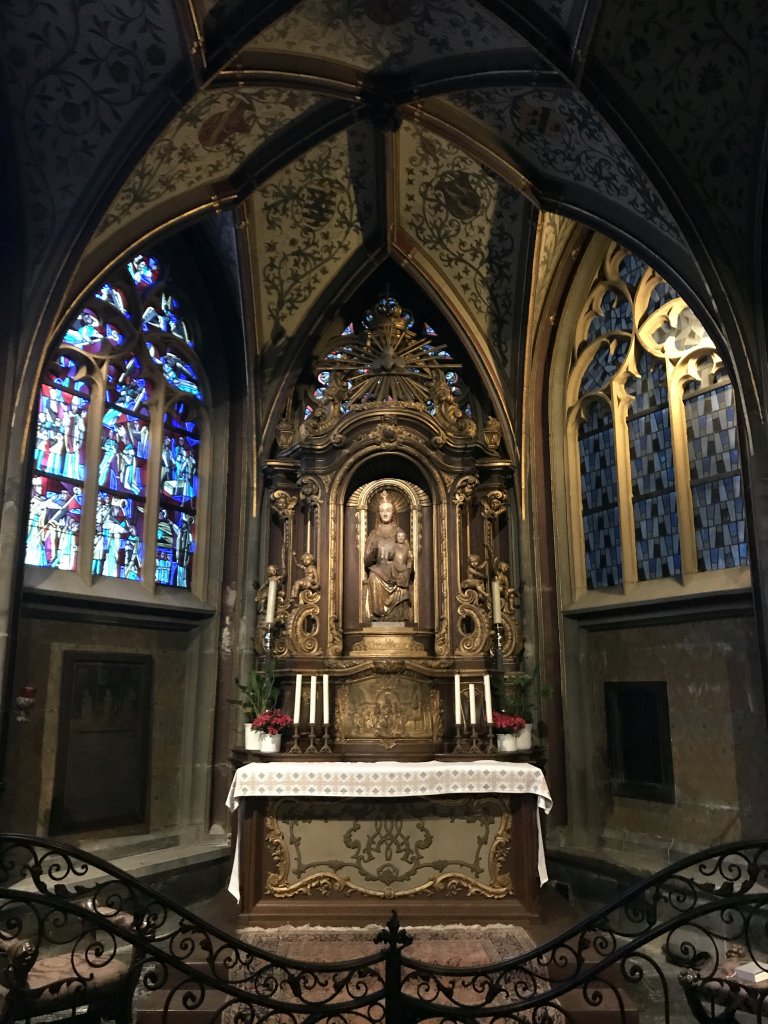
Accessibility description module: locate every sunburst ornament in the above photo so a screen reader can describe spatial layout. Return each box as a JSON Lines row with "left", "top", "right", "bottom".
{"left": 316, "top": 297, "right": 461, "bottom": 407}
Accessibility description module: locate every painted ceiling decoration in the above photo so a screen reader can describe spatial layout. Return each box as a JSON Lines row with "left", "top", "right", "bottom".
{"left": 2, "top": 0, "right": 767, "bottom": 417}
{"left": 396, "top": 119, "right": 526, "bottom": 376}
{"left": 92, "top": 86, "right": 322, "bottom": 252}
{"left": 241, "top": 0, "right": 535, "bottom": 71}
{"left": 248, "top": 122, "right": 378, "bottom": 343}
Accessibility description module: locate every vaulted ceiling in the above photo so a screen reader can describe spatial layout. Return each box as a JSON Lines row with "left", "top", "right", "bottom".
{"left": 2, "top": 0, "right": 767, "bottom": 424}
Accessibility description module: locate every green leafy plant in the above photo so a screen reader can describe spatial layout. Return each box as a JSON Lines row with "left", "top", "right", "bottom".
{"left": 493, "top": 666, "right": 550, "bottom": 724}
{"left": 230, "top": 667, "right": 278, "bottom": 721}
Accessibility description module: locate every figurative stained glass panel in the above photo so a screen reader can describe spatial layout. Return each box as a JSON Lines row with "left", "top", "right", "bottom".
{"left": 141, "top": 292, "right": 194, "bottom": 346}
{"left": 26, "top": 477, "right": 84, "bottom": 570}
{"left": 684, "top": 378, "right": 748, "bottom": 570}
{"left": 128, "top": 255, "right": 160, "bottom": 289}
{"left": 27, "top": 252, "right": 207, "bottom": 592}
{"left": 145, "top": 341, "right": 202, "bottom": 399}
{"left": 156, "top": 403, "right": 199, "bottom": 588}
{"left": 627, "top": 349, "right": 680, "bottom": 579}
{"left": 63, "top": 309, "right": 124, "bottom": 354}
{"left": 98, "top": 414, "right": 147, "bottom": 497}
{"left": 92, "top": 493, "right": 144, "bottom": 580}
{"left": 578, "top": 400, "right": 623, "bottom": 589}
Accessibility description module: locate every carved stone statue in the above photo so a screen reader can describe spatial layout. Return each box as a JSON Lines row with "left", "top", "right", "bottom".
{"left": 364, "top": 489, "right": 413, "bottom": 622}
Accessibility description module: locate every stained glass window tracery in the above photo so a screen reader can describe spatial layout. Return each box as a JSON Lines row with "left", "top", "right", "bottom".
{"left": 567, "top": 243, "right": 748, "bottom": 593}
{"left": 25, "top": 254, "right": 206, "bottom": 592}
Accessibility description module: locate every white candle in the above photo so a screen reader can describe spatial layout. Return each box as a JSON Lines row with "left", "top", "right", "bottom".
{"left": 292, "top": 674, "right": 302, "bottom": 723}
{"left": 483, "top": 673, "right": 492, "bottom": 723}
{"left": 265, "top": 578, "right": 278, "bottom": 624}
{"left": 309, "top": 675, "right": 317, "bottom": 724}
{"left": 468, "top": 683, "right": 477, "bottom": 725}
{"left": 491, "top": 579, "right": 502, "bottom": 624}
{"left": 322, "top": 674, "right": 330, "bottom": 724}
{"left": 454, "top": 673, "right": 462, "bottom": 725}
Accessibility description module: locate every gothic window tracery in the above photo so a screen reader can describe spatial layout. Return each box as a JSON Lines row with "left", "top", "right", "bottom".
{"left": 566, "top": 244, "right": 748, "bottom": 593}
{"left": 25, "top": 254, "right": 206, "bottom": 590}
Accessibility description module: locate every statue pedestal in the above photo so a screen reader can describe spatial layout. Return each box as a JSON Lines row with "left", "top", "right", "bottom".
{"left": 348, "top": 624, "right": 428, "bottom": 658}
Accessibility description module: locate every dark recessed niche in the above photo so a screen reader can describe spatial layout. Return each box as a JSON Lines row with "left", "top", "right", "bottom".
{"left": 605, "top": 681, "right": 674, "bottom": 803}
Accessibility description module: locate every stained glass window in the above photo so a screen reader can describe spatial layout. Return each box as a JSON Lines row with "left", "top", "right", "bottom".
{"left": 25, "top": 254, "right": 206, "bottom": 592}
{"left": 568, "top": 243, "right": 748, "bottom": 593}
{"left": 579, "top": 401, "right": 623, "bottom": 589}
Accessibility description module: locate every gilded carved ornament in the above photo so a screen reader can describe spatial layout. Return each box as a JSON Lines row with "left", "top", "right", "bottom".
{"left": 270, "top": 488, "right": 298, "bottom": 521}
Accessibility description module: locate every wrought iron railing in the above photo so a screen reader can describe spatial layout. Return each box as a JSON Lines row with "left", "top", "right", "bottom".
{"left": 2, "top": 833, "right": 768, "bottom": 1022}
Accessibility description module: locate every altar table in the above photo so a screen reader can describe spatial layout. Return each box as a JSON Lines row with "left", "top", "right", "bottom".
{"left": 226, "top": 760, "right": 552, "bottom": 925}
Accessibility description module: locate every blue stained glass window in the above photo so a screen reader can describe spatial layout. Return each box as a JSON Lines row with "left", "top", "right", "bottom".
{"left": 128, "top": 255, "right": 160, "bottom": 289}
{"left": 64, "top": 309, "right": 124, "bottom": 353}
{"left": 627, "top": 349, "right": 680, "bottom": 579}
{"left": 579, "top": 401, "right": 623, "bottom": 589}
{"left": 648, "top": 281, "right": 678, "bottom": 313}
{"left": 684, "top": 378, "right": 748, "bottom": 572}
{"left": 146, "top": 341, "right": 202, "bottom": 399}
{"left": 619, "top": 254, "right": 647, "bottom": 287}
{"left": 93, "top": 493, "right": 144, "bottom": 580}
{"left": 579, "top": 337, "right": 630, "bottom": 396}
{"left": 587, "top": 289, "right": 633, "bottom": 343}
{"left": 26, "top": 477, "right": 84, "bottom": 570}
{"left": 26, "top": 252, "right": 207, "bottom": 590}
{"left": 96, "top": 283, "right": 129, "bottom": 316}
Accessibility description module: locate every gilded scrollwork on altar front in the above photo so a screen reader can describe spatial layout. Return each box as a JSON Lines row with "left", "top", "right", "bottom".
{"left": 264, "top": 795, "right": 512, "bottom": 900}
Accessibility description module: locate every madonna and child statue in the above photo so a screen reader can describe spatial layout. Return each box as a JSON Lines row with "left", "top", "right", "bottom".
{"left": 364, "top": 490, "right": 414, "bottom": 623}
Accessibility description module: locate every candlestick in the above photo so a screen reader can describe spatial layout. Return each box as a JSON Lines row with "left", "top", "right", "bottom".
{"left": 293, "top": 674, "right": 302, "bottom": 724}
{"left": 483, "top": 673, "right": 492, "bottom": 724}
{"left": 469, "top": 683, "right": 476, "bottom": 725}
{"left": 454, "top": 673, "right": 462, "bottom": 725}
{"left": 322, "top": 674, "right": 330, "bottom": 724}
{"left": 265, "top": 578, "right": 278, "bottom": 625}
{"left": 491, "top": 579, "right": 502, "bottom": 624}
{"left": 309, "top": 675, "right": 317, "bottom": 724}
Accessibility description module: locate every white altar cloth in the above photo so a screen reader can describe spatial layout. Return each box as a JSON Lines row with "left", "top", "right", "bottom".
{"left": 226, "top": 760, "right": 552, "bottom": 900}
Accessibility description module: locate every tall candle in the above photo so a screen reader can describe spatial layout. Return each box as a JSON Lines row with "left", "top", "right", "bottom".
{"left": 468, "top": 683, "right": 477, "bottom": 725}
{"left": 322, "top": 674, "right": 330, "bottom": 724}
{"left": 265, "top": 578, "right": 278, "bottom": 624}
{"left": 293, "top": 674, "right": 302, "bottom": 723}
{"left": 454, "top": 673, "right": 462, "bottom": 725}
{"left": 309, "top": 675, "right": 317, "bottom": 724}
{"left": 483, "top": 673, "right": 492, "bottom": 723}
{"left": 490, "top": 579, "right": 502, "bottom": 624}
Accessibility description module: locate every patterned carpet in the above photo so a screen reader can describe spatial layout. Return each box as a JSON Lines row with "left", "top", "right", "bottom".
{"left": 239, "top": 920, "right": 534, "bottom": 966}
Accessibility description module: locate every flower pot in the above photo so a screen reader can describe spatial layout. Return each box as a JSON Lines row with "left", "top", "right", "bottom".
{"left": 244, "top": 725, "right": 263, "bottom": 751}
{"left": 516, "top": 724, "right": 533, "bottom": 752}
{"left": 261, "top": 733, "right": 282, "bottom": 754}
{"left": 497, "top": 733, "right": 518, "bottom": 753}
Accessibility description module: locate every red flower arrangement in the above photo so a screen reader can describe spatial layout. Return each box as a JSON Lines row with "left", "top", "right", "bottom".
{"left": 492, "top": 711, "right": 526, "bottom": 735}
{"left": 251, "top": 709, "right": 293, "bottom": 735}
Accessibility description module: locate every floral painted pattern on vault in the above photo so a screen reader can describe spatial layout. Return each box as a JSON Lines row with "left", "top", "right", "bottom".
{"left": 93, "top": 87, "right": 319, "bottom": 246}
{"left": 246, "top": 0, "right": 532, "bottom": 71}
{"left": 0, "top": 0, "right": 181, "bottom": 289}
{"left": 591, "top": 0, "right": 768, "bottom": 268}
{"left": 253, "top": 123, "right": 377, "bottom": 340}
{"left": 452, "top": 87, "right": 680, "bottom": 242}
{"left": 398, "top": 120, "right": 524, "bottom": 371}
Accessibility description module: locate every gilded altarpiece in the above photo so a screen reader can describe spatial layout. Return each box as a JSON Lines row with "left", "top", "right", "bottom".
{"left": 259, "top": 297, "right": 523, "bottom": 757}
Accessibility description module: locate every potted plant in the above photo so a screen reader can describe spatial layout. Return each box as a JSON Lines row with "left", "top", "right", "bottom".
{"left": 230, "top": 668, "right": 279, "bottom": 751}
{"left": 251, "top": 708, "right": 293, "bottom": 754}
{"left": 493, "top": 666, "right": 548, "bottom": 753}
{"left": 492, "top": 711, "right": 526, "bottom": 752}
